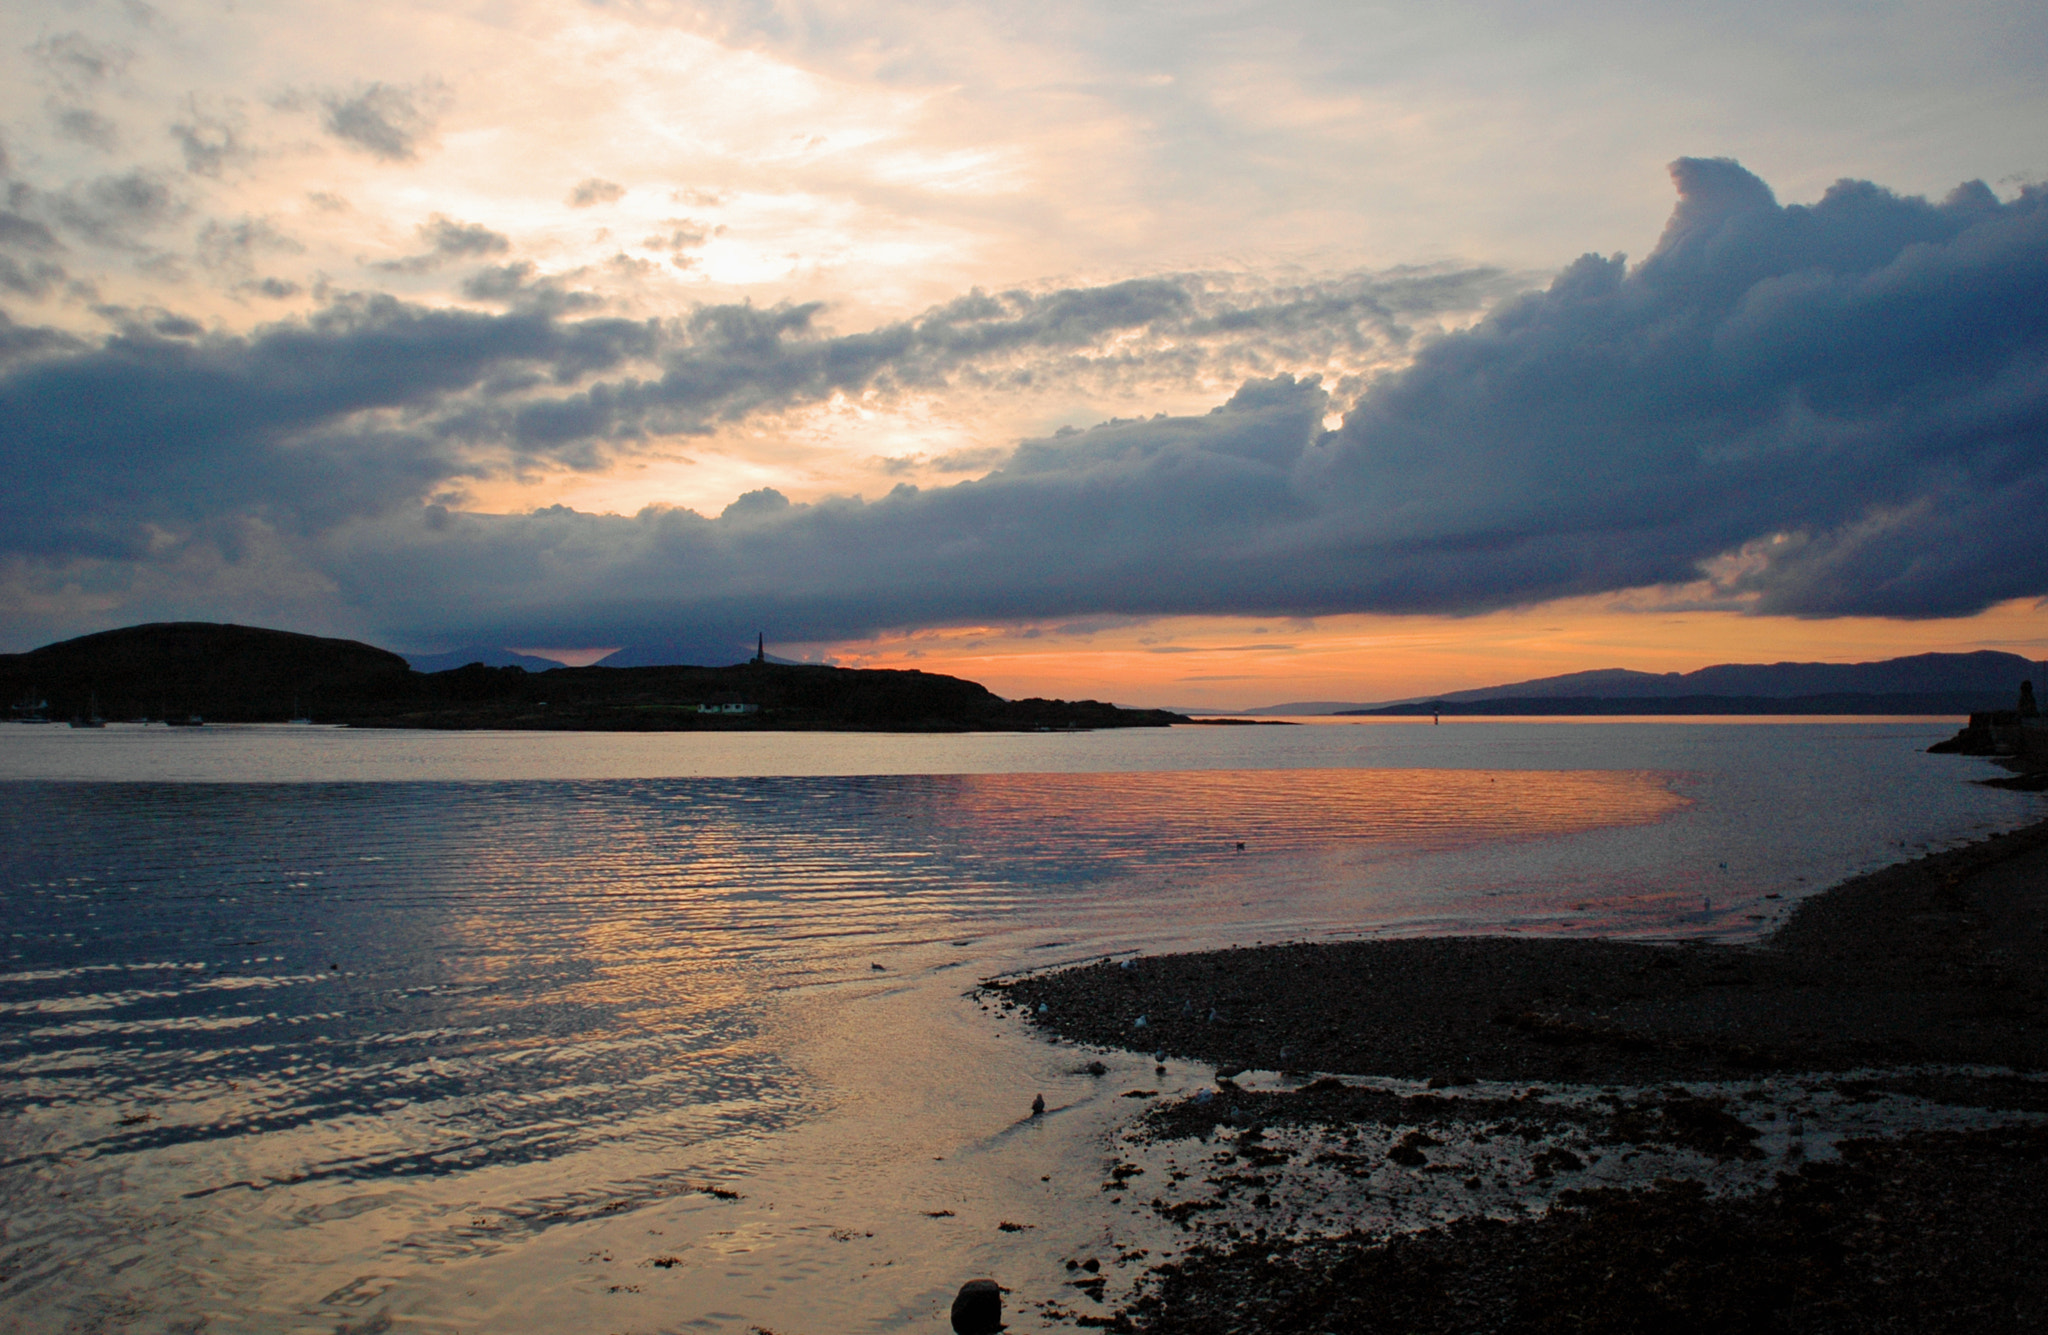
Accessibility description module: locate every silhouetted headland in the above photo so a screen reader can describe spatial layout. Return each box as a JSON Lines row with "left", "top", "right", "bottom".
{"left": 1929, "top": 677, "right": 2047, "bottom": 788}
{"left": 0, "top": 622, "right": 1186, "bottom": 731}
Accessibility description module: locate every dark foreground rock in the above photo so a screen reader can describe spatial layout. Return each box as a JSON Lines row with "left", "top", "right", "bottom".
{"left": 991, "top": 817, "right": 2048, "bottom": 1083}
{"left": 1113, "top": 1126, "right": 2048, "bottom": 1334}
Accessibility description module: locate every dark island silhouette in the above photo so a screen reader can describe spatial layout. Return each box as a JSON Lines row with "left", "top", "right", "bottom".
{"left": 0, "top": 622, "right": 1186, "bottom": 731}
{"left": 1335, "top": 651, "right": 2048, "bottom": 717}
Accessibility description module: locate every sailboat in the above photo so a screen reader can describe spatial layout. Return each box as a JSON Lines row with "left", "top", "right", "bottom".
{"left": 12, "top": 688, "right": 51, "bottom": 723}
{"left": 68, "top": 693, "right": 106, "bottom": 728}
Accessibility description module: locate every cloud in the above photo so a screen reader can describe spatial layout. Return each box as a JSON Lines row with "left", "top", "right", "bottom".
{"left": 374, "top": 214, "right": 511, "bottom": 273}
{"left": 169, "top": 99, "right": 246, "bottom": 176}
{"left": 50, "top": 104, "right": 120, "bottom": 151}
{"left": 877, "top": 445, "right": 1010, "bottom": 476}
{"left": 568, "top": 178, "right": 625, "bottom": 207}
{"left": 0, "top": 295, "right": 660, "bottom": 561}
{"left": 0, "top": 309, "right": 82, "bottom": 365}
{"left": 641, "top": 218, "right": 714, "bottom": 268}
{"left": 28, "top": 32, "right": 133, "bottom": 89}
{"left": 49, "top": 170, "right": 178, "bottom": 247}
{"left": 0, "top": 255, "right": 66, "bottom": 298}
{"left": 487, "top": 268, "right": 1497, "bottom": 444}
{"left": 6, "top": 159, "right": 2040, "bottom": 652}
{"left": 1299, "top": 159, "right": 2048, "bottom": 619}
{"left": 461, "top": 261, "right": 535, "bottom": 300}
{"left": 0, "top": 210, "right": 62, "bottom": 254}
{"left": 241, "top": 276, "right": 300, "bottom": 299}
{"left": 196, "top": 216, "right": 304, "bottom": 274}
{"left": 0, "top": 201, "right": 68, "bottom": 296}
{"left": 320, "top": 80, "right": 447, "bottom": 162}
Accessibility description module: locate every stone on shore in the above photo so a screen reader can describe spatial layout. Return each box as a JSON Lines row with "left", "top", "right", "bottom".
{"left": 949, "top": 1277, "right": 1002, "bottom": 1333}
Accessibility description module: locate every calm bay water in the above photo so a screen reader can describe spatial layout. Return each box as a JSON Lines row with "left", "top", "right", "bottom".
{"left": 0, "top": 719, "right": 2039, "bottom": 1333}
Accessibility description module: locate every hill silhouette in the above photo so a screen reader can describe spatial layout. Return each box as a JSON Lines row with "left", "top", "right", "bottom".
{"left": 0, "top": 623, "right": 1182, "bottom": 731}
{"left": 1, "top": 623, "right": 412, "bottom": 722}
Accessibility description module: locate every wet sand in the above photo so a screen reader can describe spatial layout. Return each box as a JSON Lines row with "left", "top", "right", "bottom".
{"left": 990, "top": 813, "right": 2048, "bottom": 1332}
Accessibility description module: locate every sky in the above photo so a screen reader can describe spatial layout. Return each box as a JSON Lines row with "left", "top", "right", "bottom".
{"left": 2, "top": 0, "right": 2045, "bottom": 708}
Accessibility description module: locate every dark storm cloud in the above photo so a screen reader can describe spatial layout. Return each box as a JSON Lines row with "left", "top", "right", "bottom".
{"left": 6, "top": 159, "right": 2040, "bottom": 652}
{"left": 1296, "top": 158, "right": 2048, "bottom": 618}
{"left": 320, "top": 374, "right": 1334, "bottom": 656}
{"left": 319, "top": 81, "right": 445, "bottom": 162}
{"left": 0, "top": 295, "right": 658, "bottom": 559}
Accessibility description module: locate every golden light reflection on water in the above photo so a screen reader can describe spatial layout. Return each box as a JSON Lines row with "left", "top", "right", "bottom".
{"left": 934, "top": 768, "right": 1684, "bottom": 859}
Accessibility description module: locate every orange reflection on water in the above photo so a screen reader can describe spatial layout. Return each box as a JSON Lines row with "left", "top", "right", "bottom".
{"left": 409, "top": 768, "right": 1684, "bottom": 1027}
{"left": 936, "top": 767, "right": 1686, "bottom": 861}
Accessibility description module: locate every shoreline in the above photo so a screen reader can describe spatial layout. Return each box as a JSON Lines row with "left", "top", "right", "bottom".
{"left": 988, "top": 811, "right": 2048, "bottom": 1330}
{"left": 995, "top": 814, "right": 2048, "bottom": 1084}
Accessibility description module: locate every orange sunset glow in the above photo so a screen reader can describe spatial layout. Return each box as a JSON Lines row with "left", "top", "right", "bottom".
{"left": 813, "top": 597, "right": 2048, "bottom": 710}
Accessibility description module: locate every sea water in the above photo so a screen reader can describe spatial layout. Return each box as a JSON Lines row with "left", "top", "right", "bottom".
{"left": 0, "top": 720, "right": 2038, "bottom": 1333}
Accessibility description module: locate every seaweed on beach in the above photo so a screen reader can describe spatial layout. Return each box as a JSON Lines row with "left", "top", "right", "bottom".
{"left": 1136, "top": 1079, "right": 1763, "bottom": 1167}
{"left": 1111, "top": 1126, "right": 2048, "bottom": 1334}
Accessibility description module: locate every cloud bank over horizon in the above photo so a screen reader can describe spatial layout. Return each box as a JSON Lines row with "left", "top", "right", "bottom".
{"left": 3, "top": 158, "right": 2045, "bottom": 661}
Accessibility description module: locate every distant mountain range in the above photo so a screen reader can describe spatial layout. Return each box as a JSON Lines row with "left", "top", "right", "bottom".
{"left": 1231, "top": 652, "right": 2046, "bottom": 716}
{"left": 402, "top": 644, "right": 815, "bottom": 673}
{"left": 402, "top": 645, "right": 570, "bottom": 673}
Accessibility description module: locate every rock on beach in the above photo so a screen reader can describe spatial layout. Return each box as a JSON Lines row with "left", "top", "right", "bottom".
{"left": 949, "top": 1277, "right": 1002, "bottom": 1333}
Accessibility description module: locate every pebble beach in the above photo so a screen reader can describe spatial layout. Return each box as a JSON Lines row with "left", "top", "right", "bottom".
{"left": 992, "top": 810, "right": 2048, "bottom": 1331}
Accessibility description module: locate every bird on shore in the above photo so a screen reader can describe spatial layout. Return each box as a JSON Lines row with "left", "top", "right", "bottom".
{"left": 1031, "top": 1093, "right": 1045, "bottom": 1117}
